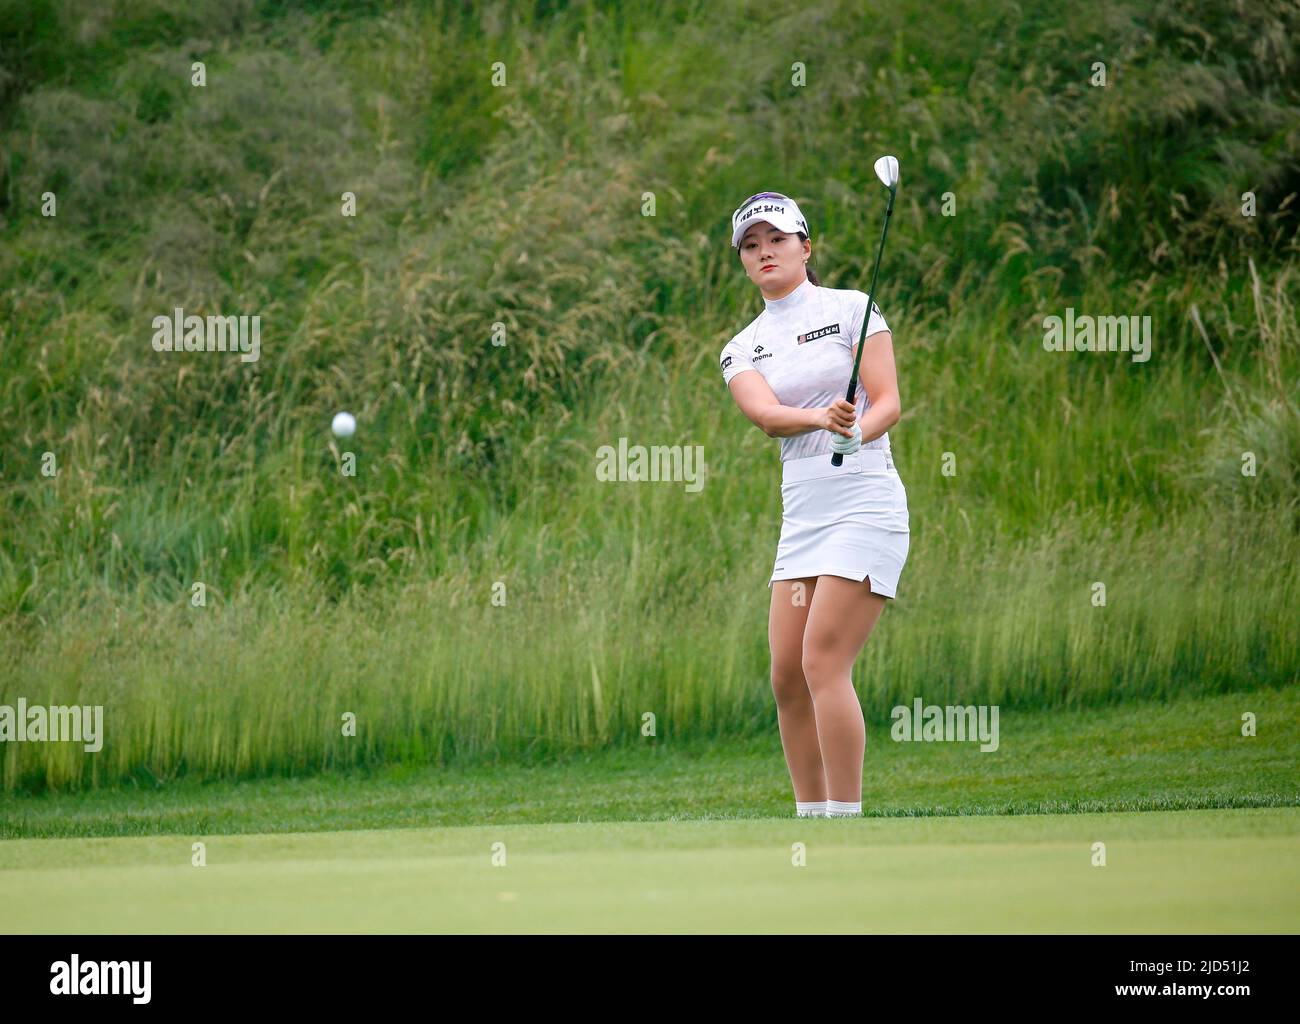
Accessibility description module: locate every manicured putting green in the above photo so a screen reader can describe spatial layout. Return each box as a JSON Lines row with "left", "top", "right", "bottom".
{"left": 1, "top": 808, "right": 1295, "bottom": 933}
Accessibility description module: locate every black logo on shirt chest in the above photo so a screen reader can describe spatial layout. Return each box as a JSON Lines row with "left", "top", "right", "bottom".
{"left": 797, "top": 323, "right": 840, "bottom": 345}
{"left": 752, "top": 344, "right": 773, "bottom": 362}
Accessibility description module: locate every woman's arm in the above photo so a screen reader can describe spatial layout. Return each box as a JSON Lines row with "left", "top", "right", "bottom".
{"left": 726, "top": 371, "right": 852, "bottom": 438}
{"left": 851, "top": 330, "right": 901, "bottom": 442}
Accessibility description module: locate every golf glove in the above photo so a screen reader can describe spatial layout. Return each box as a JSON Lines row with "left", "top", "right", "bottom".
{"left": 830, "top": 421, "right": 862, "bottom": 456}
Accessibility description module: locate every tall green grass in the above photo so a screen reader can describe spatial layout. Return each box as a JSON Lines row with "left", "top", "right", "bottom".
{"left": 2, "top": 497, "right": 1295, "bottom": 792}
{"left": 0, "top": 0, "right": 1297, "bottom": 790}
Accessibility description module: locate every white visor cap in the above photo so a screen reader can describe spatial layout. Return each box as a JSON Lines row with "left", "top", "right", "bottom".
{"left": 731, "top": 192, "right": 810, "bottom": 250}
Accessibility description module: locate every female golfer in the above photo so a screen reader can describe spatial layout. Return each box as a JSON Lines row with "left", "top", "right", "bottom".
{"left": 719, "top": 191, "right": 910, "bottom": 819}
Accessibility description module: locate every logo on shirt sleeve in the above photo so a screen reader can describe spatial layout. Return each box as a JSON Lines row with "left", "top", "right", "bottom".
{"left": 721, "top": 355, "right": 733, "bottom": 371}
{"left": 797, "top": 323, "right": 840, "bottom": 345}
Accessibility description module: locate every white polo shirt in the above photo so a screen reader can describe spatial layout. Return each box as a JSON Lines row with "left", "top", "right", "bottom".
{"left": 719, "top": 278, "right": 892, "bottom": 461}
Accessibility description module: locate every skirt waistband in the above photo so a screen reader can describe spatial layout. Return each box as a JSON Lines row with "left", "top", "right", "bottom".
{"left": 781, "top": 448, "right": 896, "bottom": 485}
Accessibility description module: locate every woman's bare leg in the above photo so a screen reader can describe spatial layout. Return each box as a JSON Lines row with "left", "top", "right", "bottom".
{"left": 800, "top": 575, "right": 889, "bottom": 803}
{"left": 768, "top": 578, "right": 826, "bottom": 802}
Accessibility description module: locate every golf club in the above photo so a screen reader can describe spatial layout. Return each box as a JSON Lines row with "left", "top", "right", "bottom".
{"left": 831, "top": 154, "right": 900, "bottom": 466}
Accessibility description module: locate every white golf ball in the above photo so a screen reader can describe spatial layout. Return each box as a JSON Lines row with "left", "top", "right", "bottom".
{"left": 331, "top": 412, "right": 356, "bottom": 439}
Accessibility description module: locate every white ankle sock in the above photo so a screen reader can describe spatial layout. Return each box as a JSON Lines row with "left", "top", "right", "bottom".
{"left": 795, "top": 800, "right": 827, "bottom": 817}
{"left": 826, "top": 799, "right": 862, "bottom": 817}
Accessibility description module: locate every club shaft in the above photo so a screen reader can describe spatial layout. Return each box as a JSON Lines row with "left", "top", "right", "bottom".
{"left": 831, "top": 188, "right": 896, "bottom": 467}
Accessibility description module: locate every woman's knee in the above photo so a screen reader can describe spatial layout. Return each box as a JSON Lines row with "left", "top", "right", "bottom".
{"left": 770, "top": 663, "right": 811, "bottom": 705}
{"left": 800, "top": 644, "right": 845, "bottom": 687}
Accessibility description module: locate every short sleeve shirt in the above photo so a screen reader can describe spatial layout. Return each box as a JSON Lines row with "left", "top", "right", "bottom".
{"left": 719, "top": 279, "right": 892, "bottom": 461}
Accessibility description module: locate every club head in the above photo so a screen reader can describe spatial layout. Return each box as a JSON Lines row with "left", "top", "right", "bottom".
{"left": 874, "top": 155, "right": 899, "bottom": 191}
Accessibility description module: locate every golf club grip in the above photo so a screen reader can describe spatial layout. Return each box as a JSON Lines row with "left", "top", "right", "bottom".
{"left": 830, "top": 380, "right": 857, "bottom": 466}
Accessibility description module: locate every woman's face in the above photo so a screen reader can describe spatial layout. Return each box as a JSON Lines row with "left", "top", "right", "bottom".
{"left": 738, "top": 222, "right": 811, "bottom": 297}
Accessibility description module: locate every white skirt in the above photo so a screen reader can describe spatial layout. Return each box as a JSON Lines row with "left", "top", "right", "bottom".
{"left": 768, "top": 449, "right": 911, "bottom": 599}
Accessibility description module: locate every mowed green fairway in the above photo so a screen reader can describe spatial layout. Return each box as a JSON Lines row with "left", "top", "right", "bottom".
{"left": 1, "top": 808, "right": 1296, "bottom": 933}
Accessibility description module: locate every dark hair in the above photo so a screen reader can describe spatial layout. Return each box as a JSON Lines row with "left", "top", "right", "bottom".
{"left": 797, "top": 232, "right": 820, "bottom": 286}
